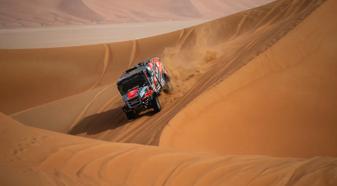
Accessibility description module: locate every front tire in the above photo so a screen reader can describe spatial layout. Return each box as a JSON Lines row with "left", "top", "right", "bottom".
{"left": 125, "top": 110, "right": 137, "bottom": 120}
{"left": 152, "top": 96, "right": 161, "bottom": 113}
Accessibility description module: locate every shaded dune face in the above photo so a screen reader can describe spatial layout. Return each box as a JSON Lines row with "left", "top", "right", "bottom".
{"left": 1, "top": 113, "right": 336, "bottom": 186}
{"left": 58, "top": 0, "right": 103, "bottom": 22}
{"left": 160, "top": 0, "right": 337, "bottom": 157}
{"left": 1, "top": 0, "right": 328, "bottom": 149}
{"left": 0, "top": 0, "right": 103, "bottom": 28}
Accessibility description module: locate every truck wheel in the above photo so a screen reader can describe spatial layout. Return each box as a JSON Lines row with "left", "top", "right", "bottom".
{"left": 163, "top": 81, "right": 173, "bottom": 94}
{"left": 125, "top": 110, "right": 137, "bottom": 120}
{"left": 163, "top": 73, "right": 170, "bottom": 82}
{"left": 152, "top": 96, "right": 161, "bottom": 113}
{"left": 163, "top": 73, "right": 172, "bottom": 93}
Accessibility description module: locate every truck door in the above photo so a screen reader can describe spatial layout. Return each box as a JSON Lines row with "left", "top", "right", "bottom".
{"left": 146, "top": 66, "right": 159, "bottom": 93}
{"left": 153, "top": 64, "right": 161, "bottom": 91}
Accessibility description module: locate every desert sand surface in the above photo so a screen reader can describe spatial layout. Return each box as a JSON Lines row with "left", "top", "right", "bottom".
{"left": 0, "top": 0, "right": 274, "bottom": 49}
{"left": 1, "top": 0, "right": 337, "bottom": 185}
{"left": 160, "top": 0, "right": 337, "bottom": 157}
{"left": 1, "top": 113, "right": 337, "bottom": 185}
{"left": 0, "top": 0, "right": 273, "bottom": 29}
{"left": 3, "top": 0, "right": 330, "bottom": 146}
{"left": 0, "top": 20, "right": 206, "bottom": 49}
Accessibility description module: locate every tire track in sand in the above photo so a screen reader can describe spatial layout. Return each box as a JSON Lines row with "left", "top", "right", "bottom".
{"left": 91, "top": 44, "right": 111, "bottom": 89}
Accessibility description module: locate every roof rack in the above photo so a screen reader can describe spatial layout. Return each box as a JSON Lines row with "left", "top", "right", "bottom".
{"left": 125, "top": 66, "right": 137, "bottom": 73}
{"left": 125, "top": 57, "right": 154, "bottom": 73}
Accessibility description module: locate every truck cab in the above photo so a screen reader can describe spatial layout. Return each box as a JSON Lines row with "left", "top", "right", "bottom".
{"left": 117, "top": 57, "right": 170, "bottom": 119}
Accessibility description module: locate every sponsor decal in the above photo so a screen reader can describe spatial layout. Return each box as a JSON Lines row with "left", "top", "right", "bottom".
{"left": 127, "top": 87, "right": 139, "bottom": 99}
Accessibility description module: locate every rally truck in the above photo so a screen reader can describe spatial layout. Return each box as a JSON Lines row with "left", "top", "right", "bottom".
{"left": 117, "top": 57, "right": 171, "bottom": 120}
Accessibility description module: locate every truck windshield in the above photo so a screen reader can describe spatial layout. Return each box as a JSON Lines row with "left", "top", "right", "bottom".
{"left": 118, "top": 73, "right": 147, "bottom": 95}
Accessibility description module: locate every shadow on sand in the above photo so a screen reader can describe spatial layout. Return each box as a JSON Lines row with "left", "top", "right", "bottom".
{"left": 68, "top": 106, "right": 156, "bottom": 135}
{"left": 68, "top": 106, "right": 129, "bottom": 135}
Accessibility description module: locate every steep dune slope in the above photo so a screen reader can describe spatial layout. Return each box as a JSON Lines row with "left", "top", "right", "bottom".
{"left": 0, "top": 34, "right": 182, "bottom": 114}
{"left": 1, "top": 113, "right": 336, "bottom": 185}
{"left": 0, "top": 0, "right": 102, "bottom": 28}
{"left": 160, "top": 0, "right": 337, "bottom": 157}
{"left": 1, "top": 0, "right": 336, "bottom": 185}
{"left": 2, "top": 0, "right": 325, "bottom": 147}
{"left": 0, "top": 20, "right": 205, "bottom": 49}
{"left": 0, "top": 0, "right": 273, "bottom": 28}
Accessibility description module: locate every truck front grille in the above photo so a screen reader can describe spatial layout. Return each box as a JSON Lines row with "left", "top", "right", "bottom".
{"left": 127, "top": 97, "right": 141, "bottom": 108}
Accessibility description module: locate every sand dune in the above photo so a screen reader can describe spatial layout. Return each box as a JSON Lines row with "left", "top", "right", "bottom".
{"left": 4, "top": 0, "right": 327, "bottom": 147}
{"left": 0, "top": 20, "right": 205, "bottom": 49}
{"left": 0, "top": 0, "right": 273, "bottom": 28}
{"left": 1, "top": 113, "right": 336, "bottom": 185}
{"left": 160, "top": 0, "right": 337, "bottom": 157}
{"left": 0, "top": 0, "right": 337, "bottom": 185}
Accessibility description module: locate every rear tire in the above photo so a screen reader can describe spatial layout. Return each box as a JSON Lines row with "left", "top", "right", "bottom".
{"left": 152, "top": 96, "right": 161, "bottom": 113}
{"left": 163, "top": 81, "right": 173, "bottom": 93}
{"left": 163, "top": 73, "right": 172, "bottom": 93}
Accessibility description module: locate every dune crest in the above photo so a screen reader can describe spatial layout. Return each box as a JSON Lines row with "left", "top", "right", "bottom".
{"left": 1, "top": 113, "right": 336, "bottom": 185}
{"left": 1, "top": 0, "right": 337, "bottom": 185}
{"left": 160, "top": 0, "right": 337, "bottom": 157}
{"left": 0, "top": 0, "right": 326, "bottom": 148}
{"left": 0, "top": 0, "right": 273, "bottom": 29}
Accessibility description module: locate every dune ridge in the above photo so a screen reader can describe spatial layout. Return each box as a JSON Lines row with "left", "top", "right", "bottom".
{"left": 3, "top": 0, "right": 326, "bottom": 148}
{"left": 1, "top": 113, "right": 336, "bottom": 185}
{"left": 0, "top": 0, "right": 273, "bottom": 29}
{"left": 160, "top": 0, "right": 337, "bottom": 157}
{"left": 0, "top": 20, "right": 206, "bottom": 49}
{"left": 0, "top": 0, "right": 337, "bottom": 185}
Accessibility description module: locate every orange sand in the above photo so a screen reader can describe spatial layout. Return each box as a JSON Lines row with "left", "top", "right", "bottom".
{"left": 1, "top": 113, "right": 336, "bottom": 185}
{"left": 0, "top": 0, "right": 273, "bottom": 28}
{"left": 0, "top": 0, "right": 337, "bottom": 185}
{"left": 160, "top": 0, "right": 337, "bottom": 157}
